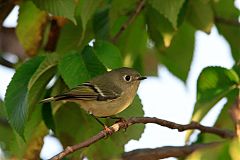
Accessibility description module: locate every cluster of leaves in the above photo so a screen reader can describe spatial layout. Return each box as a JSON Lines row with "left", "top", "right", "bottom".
{"left": 0, "top": 0, "right": 239, "bottom": 159}
{"left": 187, "top": 65, "right": 240, "bottom": 159}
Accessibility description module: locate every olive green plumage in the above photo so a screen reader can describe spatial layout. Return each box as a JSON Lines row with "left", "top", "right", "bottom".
{"left": 40, "top": 67, "right": 146, "bottom": 117}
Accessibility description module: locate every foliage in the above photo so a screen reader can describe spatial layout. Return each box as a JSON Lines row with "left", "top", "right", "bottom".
{"left": 0, "top": 0, "right": 239, "bottom": 159}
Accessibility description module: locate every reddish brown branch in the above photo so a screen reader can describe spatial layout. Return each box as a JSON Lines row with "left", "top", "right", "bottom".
{"left": 230, "top": 95, "right": 240, "bottom": 137}
{"left": 129, "top": 117, "right": 235, "bottom": 139}
{"left": 122, "top": 142, "right": 220, "bottom": 160}
{"left": 50, "top": 117, "right": 234, "bottom": 160}
{"left": 215, "top": 16, "right": 240, "bottom": 27}
{"left": 0, "top": 27, "right": 26, "bottom": 59}
{"left": 111, "top": 0, "right": 146, "bottom": 43}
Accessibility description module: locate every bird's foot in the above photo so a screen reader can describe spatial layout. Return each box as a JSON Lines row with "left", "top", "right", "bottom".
{"left": 103, "top": 125, "right": 113, "bottom": 138}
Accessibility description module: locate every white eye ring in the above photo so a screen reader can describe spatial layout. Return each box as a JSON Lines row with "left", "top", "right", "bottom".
{"left": 123, "top": 75, "right": 132, "bottom": 82}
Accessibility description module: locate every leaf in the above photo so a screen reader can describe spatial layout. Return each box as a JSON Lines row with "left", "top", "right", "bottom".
{"left": 27, "top": 54, "right": 58, "bottom": 133}
{"left": 22, "top": 110, "right": 48, "bottom": 159}
{"left": 213, "top": 0, "right": 240, "bottom": 63}
{"left": 186, "top": 66, "right": 239, "bottom": 142}
{"left": 194, "top": 90, "right": 238, "bottom": 144}
{"left": 93, "top": 40, "right": 123, "bottom": 69}
{"left": 4, "top": 56, "right": 45, "bottom": 138}
{"left": 42, "top": 102, "right": 55, "bottom": 132}
{"left": 32, "top": 0, "right": 76, "bottom": 24}
{"left": 54, "top": 95, "right": 144, "bottom": 159}
{"left": 214, "top": 91, "right": 237, "bottom": 130}
{"left": 27, "top": 54, "right": 58, "bottom": 117}
{"left": 192, "top": 67, "right": 239, "bottom": 122}
{"left": 109, "top": 0, "right": 137, "bottom": 29}
{"left": 116, "top": 14, "right": 148, "bottom": 67}
{"left": 117, "top": 95, "right": 145, "bottom": 140}
{"left": 75, "top": 0, "right": 101, "bottom": 31}
{"left": 148, "top": 0, "right": 185, "bottom": 29}
{"left": 159, "top": 22, "right": 195, "bottom": 82}
{"left": 0, "top": 102, "right": 15, "bottom": 157}
{"left": 56, "top": 23, "right": 83, "bottom": 54}
{"left": 16, "top": 1, "right": 48, "bottom": 56}
{"left": 81, "top": 46, "right": 107, "bottom": 77}
{"left": 146, "top": 5, "right": 176, "bottom": 47}
{"left": 93, "top": 8, "right": 110, "bottom": 40}
{"left": 58, "top": 51, "right": 90, "bottom": 88}
{"left": 186, "top": 140, "right": 232, "bottom": 160}
{"left": 186, "top": 0, "right": 214, "bottom": 33}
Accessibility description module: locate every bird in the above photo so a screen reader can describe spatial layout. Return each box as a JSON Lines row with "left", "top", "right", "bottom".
{"left": 40, "top": 67, "right": 146, "bottom": 128}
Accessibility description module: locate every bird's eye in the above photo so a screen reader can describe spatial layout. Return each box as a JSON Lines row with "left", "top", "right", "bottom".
{"left": 123, "top": 75, "right": 131, "bottom": 82}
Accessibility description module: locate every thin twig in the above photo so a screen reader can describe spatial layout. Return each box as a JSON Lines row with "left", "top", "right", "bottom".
{"left": 50, "top": 117, "right": 234, "bottom": 160}
{"left": 229, "top": 96, "right": 240, "bottom": 137}
{"left": 122, "top": 142, "right": 220, "bottom": 160}
{"left": 111, "top": 0, "right": 146, "bottom": 43}
{"left": 129, "top": 117, "right": 235, "bottom": 139}
{"left": 215, "top": 16, "right": 240, "bottom": 27}
{"left": 0, "top": 56, "right": 14, "bottom": 68}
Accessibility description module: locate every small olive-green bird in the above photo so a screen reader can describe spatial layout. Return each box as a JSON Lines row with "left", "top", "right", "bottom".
{"left": 40, "top": 67, "right": 146, "bottom": 117}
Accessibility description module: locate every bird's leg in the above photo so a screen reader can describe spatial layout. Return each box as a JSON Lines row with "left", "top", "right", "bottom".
{"left": 109, "top": 116, "right": 127, "bottom": 124}
{"left": 101, "top": 115, "right": 124, "bottom": 122}
{"left": 90, "top": 115, "right": 113, "bottom": 136}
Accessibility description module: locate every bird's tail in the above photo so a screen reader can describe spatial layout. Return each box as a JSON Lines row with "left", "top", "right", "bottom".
{"left": 39, "top": 97, "right": 55, "bottom": 103}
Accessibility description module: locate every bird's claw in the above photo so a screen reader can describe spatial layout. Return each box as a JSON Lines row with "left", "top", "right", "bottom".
{"left": 103, "top": 125, "right": 113, "bottom": 138}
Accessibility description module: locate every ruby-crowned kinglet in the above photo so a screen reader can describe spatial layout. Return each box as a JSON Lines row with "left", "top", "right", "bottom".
{"left": 41, "top": 67, "right": 146, "bottom": 117}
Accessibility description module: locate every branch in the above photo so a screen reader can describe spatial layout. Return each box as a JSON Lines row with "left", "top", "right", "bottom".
{"left": 0, "top": 27, "right": 26, "bottom": 59}
{"left": 214, "top": 16, "right": 240, "bottom": 27}
{"left": 0, "top": 56, "right": 14, "bottom": 68}
{"left": 0, "top": 0, "right": 15, "bottom": 26}
{"left": 122, "top": 142, "right": 220, "bottom": 160}
{"left": 230, "top": 95, "right": 240, "bottom": 137}
{"left": 111, "top": 0, "right": 146, "bottom": 43}
{"left": 50, "top": 117, "right": 234, "bottom": 159}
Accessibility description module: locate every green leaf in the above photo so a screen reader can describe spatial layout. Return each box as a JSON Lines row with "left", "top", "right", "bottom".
{"left": 116, "top": 14, "right": 148, "bottom": 67}
{"left": 0, "top": 102, "right": 15, "bottom": 157}
{"left": 109, "top": 0, "right": 137, "bottom": 29}
{"left": 192, "top": 66, "right": 239, "bottom": 122}
{"left": 233, "top": 63, "right": 240, "bottom": 77}
{"left": 186, "top": 0, "right": 214, "bottom": 33}
{"left": 75, "top": 0, "right": 101, "bottom": 31}
{"left": 28, "top": 54, "right": 58, "bottom": 111}
{"left": 56, "top": 23, "right": 83, "bottom": 54}
{"left": 93, "top": 8, "right": 110, "bottom": 40}
{"left": 81, "top": 46, "right": 107, "bottom": 77}
{"left": 54, "top": 95, "right": 144, "bottom": 159}
{"left": 117, "top": 95, "right": 145, "bottom": 140}
{"left": 42, "top": 103, "right": 55, "bottom": 132}
{"left": 148, "top": 0, "right": 185, "bottom": 29}
{"left": 59, "top": 46, "right": 106, "bottom": 89}
{"left": 32, "top": 0, "right": 76, "bottom": 24}
{"left": 16, "top": 1, "right": 48, "bottom": 56}
{"left": 4, "top": 56, "right": 44, "bottom": 138}
{"left": 159, "top": 22, "right": 195, "bottom": 82}
{"left": 214, "top": 91, "right": 237, "bottom": 130}
{"left": 146, "top": 5, "right": 176, "bottom": 47}
{"left": 194, "top": 90, "right": 238, "bottom": 144}
{"left": 186, "top": 140, "right": 233, "bottom": 160}
{"left": 27, "top": 54, "right": 58, "bottom": 119}
{"left": 186, "top": 66, "right": 239, "bottom": 142}
{"left": 93, "top": 41, "right": 123, "bottom": 69}
{"left": 213, "top": 0, "right": 240, "bottom": 63}
{"left": 58, "top": 51, "right": 90, "bottom": 88}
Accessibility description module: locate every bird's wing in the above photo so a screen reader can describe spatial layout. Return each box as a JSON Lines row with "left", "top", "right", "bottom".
{"left": 54, "top": 82, "right": 121, "bottom": 101}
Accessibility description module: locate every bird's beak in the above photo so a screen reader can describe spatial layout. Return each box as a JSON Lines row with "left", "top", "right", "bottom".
{"left": 137, "top": 76, "right": 147, "bottom": 80}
